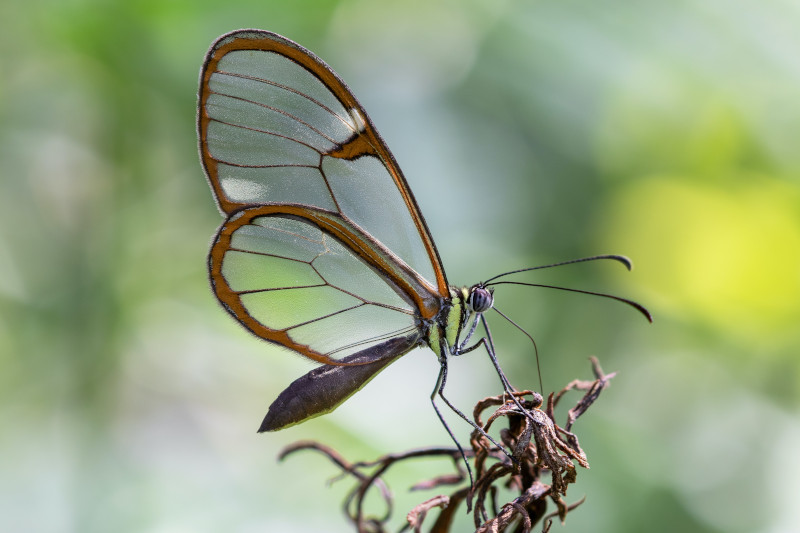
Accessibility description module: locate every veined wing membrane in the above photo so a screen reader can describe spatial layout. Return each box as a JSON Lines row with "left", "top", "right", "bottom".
{"left": 210, "top": 207, "right": 421, "bottom": 364}
{"left": 205, "top": 91, "right": 338, "bottom": 153}
{"left": 205, "top": 120, "right": 321, "bottom": 167}
{"left": 217, "top": 165, "right": 337, "bottom": 212}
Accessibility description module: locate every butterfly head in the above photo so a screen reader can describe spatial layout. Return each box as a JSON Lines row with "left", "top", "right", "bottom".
{"left": 466, "top": 284, "right": 494, "bottom": 314}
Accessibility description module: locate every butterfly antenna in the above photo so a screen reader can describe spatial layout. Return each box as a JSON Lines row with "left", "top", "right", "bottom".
{"left": 492, "top": 306, "right": 544, "bottom": 394}
{"left": 482, "top": 254, "right": 633, "bottom": 285}
{"left": 486, "top": 281, "right": 653, "bottom": 323}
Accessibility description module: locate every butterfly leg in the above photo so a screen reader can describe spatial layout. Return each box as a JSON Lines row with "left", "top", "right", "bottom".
{"left": 433, "top": 339, "right": 516, "bottom": 464}
{"left": 456, "top": 317, "right": 536, "bottom": 427}
{"left": 429, "top": 356, "right": 474, "bottom": 486}
{"left": 455, "top": 312, "right": 480, "bottom": 354}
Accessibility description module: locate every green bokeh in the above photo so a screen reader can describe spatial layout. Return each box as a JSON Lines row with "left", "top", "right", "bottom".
{"left": 2, "top": 0, "right": 798, "bottom": 531}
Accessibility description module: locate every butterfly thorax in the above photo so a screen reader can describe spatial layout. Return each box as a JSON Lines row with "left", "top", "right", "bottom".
{"left": 425, "top": 285, "right": 493, "bottom": 357}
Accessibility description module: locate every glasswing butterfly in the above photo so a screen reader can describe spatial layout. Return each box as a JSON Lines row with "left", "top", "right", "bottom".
{"left": 197, "top": 30, "right": 650, "bottom": 442}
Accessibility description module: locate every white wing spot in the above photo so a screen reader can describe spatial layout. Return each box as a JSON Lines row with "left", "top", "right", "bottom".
{"left": 222, "top": 177, "right": 269, "bottom": 201}
{"left": 349, "top": 108, "right": 367, "bottom": 133}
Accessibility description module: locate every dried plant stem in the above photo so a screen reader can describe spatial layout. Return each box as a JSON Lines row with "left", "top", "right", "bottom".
{"left": 280, "top": 358, "right": 615, "bottom": 532}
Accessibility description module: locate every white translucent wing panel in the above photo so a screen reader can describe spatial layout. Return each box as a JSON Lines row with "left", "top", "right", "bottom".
{"left": 322, "top": 155, "right": 437, "bottom": 285}
{"left": 221, "top": 215, "right": 418, "bottom": 359}
{"left": 215, "top": 165, "right": 336, "bottom": 208}
{"left": 202, "top": 45, "right": 439, "bottom": 287}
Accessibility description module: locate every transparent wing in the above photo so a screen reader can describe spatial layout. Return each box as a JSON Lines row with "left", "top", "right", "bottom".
{"left": 198, "top": 29, "right": 448, "bottom": 301}
{"left": 209, "top": 206, "right": 427, "bottom": 365}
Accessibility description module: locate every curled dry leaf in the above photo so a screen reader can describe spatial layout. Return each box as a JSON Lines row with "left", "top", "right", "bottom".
{"left": 279, "top": 358, "right": 614, "bottom": 532}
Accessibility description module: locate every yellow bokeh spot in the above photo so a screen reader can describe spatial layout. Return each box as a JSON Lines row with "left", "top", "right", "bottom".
{"left": 601, "top": 175, "right": 800, "bottom": 345}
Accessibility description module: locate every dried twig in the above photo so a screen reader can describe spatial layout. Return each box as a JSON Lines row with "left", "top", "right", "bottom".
{"left": 280, "top": 358, "right": 614, "bottom": 532}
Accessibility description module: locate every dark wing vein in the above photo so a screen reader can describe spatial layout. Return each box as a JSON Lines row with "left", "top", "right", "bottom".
{"left": 210, "top": 161, "right": 320, "bottom": 170}
{"left": 215, "top": 70, "right": 357, "bottom": 133}
{"left": 247, "top": 224, "right": 324, "bottom": 244}
{"left": 326, "top": 325, "right": 420, "bottom": 356}
{"left": 227, "top": 247, "right": 316, "bottom": 263}
{"left": 234, "top": 283, "right": 328, "bottom": 295}
{"left": 208, "top": 89, "right": 340, "bottom": 145}
{"left": 283, "top": 302, "right": 367, "bottom": 332}
{"left": 317, "top": 156, "right": 342, "bottom": 214}
{"left": 209, "top": 118, "right": 324, "bottom": 155}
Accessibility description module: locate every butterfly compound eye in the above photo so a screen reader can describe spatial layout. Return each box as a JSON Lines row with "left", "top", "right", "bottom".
{"left": 467, "top": 286, "right": 493, "bottom": 313}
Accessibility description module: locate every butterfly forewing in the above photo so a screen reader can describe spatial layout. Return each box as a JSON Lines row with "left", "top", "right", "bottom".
{"left": 200, "top": 30, "right": 449, "bottom": 366}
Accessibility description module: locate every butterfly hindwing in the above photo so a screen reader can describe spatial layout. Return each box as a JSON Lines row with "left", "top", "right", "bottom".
{"left": 209, "top": 205, "right": 424, "bottom": 364}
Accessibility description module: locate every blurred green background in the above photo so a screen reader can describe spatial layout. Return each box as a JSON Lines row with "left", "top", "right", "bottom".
{"left": 2, "top": 0, "right": 799, "bottom": 531}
